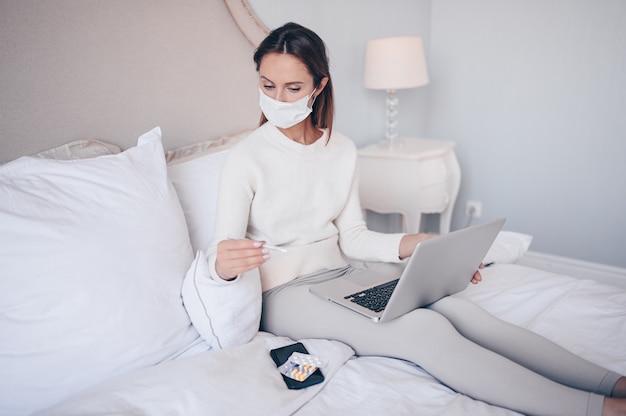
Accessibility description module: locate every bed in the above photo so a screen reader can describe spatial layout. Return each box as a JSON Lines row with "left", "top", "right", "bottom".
{"left": 1, "top": 2, "right": 625, "bottom": 415}
{"left": 1, "top": 127, "right": 625, "bottom": 416}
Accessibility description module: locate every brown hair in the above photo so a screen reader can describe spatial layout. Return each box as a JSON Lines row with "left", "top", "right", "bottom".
{"left": 253, "top": 22, "right": 334, "bottom": 139}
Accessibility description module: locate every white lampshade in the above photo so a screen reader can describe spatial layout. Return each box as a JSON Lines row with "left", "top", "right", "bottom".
{"left": 364, "top": 36, "right": 429, "bottom": 90}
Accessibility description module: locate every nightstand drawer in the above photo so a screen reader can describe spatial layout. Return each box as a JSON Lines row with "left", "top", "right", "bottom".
{"left": 359, "top": 158, "right": 450, "bottom": 212}
{"left": 357, "top": 138, "right": 461, "bottom": 234}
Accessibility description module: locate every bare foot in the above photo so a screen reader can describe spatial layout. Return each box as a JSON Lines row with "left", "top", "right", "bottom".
{"left": 613, "top": 377, "right": 626, "bottom": 398}
{"left": 603, "top": 397, "right": 626, "bottom": 416}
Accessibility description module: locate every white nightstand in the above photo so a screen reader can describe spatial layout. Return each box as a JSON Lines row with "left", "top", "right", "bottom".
{"left": 357, "top": 138, "right": 461, "bottom": 234}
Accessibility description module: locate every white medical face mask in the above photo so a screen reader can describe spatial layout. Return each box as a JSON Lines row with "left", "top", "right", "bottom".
{"left": 258, "top": 87, "right": 316, "bottom": 129}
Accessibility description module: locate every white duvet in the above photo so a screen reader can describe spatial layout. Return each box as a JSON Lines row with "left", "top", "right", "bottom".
{"left": 37, "top": 335, "right": 354, "bottom": 416}
{"left": 38, "top": 264, "right": 626, "bottom": 416}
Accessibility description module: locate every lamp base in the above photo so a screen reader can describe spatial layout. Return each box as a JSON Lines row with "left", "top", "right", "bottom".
{"left": 385, "top": 89, "right": 399, "bottom": 143}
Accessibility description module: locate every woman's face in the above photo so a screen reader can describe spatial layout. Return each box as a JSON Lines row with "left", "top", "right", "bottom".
{"left": 259, "top": 52, "right": 317, "bottom": 104}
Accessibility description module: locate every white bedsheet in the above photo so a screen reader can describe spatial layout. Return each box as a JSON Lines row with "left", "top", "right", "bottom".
{"left": 300, "top": 264, "right": 626, "bottom": 415}
{"left": 38, "top": 264, "right": 626, "bottom": 416}
{"left": 460, "top": 264, "right": 625, "bottom": 374}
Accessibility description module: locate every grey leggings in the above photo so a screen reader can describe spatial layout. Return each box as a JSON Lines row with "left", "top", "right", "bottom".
{"left": 261, "top": 266, "right": 621, "bottom": 416}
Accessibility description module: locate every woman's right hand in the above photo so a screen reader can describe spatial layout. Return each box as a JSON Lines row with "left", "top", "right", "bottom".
{"left": 215, "top": 238, "right": 270, "bottom": 281}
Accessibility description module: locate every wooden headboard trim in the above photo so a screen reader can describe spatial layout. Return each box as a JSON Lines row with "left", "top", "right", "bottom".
{"left": 223, "top": 0, "right": 270, "bottom": 47}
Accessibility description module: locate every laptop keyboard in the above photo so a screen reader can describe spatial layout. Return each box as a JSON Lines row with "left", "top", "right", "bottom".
{"left": 344, "top": 279, "right": 399, "bottom": 313}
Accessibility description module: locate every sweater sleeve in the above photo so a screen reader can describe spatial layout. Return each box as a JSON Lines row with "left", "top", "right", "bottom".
{"left": 206, "top": 144, "right": 256, "bottom": 283}
{"left": 334, "top": 163, "right": 405, "bottom": 263}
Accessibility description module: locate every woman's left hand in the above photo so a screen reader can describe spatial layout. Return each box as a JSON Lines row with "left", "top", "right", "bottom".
{"left": 470, "top": 264, "right": 484, "bottom": 284}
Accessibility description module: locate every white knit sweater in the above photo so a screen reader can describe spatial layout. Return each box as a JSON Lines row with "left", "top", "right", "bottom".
{"left": 209, "top": 123, "right": 404, "bottom": 291}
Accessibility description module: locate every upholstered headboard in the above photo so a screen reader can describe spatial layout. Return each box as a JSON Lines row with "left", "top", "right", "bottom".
{"left": 0, "top": 0, "right": 269, "bottom": 163}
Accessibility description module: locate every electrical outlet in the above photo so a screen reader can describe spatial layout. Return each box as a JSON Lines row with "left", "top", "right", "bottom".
{"left": 466, "top": 200, "right": 482, "bottom": 218}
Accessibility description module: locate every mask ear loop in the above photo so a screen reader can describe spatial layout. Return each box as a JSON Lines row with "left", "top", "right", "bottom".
{"left": 303, "top": 87, "right": 316, "bottom": 112}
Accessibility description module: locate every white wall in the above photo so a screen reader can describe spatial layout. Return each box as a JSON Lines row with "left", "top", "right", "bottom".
{"left": 250, "top": 0, "right": 626, "bottom": 268}
{"left": 428, "top": 0, "right": 626, "bottom": 267}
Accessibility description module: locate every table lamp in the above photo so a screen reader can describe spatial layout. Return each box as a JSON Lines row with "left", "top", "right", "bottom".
{"left": 364, "top": 36, "right": 429, "bottom": 144}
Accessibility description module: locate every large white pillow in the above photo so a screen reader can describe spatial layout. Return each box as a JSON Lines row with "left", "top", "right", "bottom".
{"left": 165, "top": 130, "right": 250, "bottom": 252}
{"left": 0, "top": 128, "right": 200, "bottom": 415}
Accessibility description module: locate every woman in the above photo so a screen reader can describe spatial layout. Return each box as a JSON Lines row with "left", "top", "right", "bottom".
{"left": 209, "top": 22, "right": 626, "bottom": 416}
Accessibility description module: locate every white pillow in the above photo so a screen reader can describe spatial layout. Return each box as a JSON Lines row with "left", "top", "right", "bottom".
{"left": 166, "top": 130, "right": 250, "bottom": 252}
{"left": 483, "top": 231, "right": 534, "bottom": 265}
{"left": 181, "top": 251, "right": 262, "bottom": 350}
{"left": 0, "top": 127, "right": 200, "bottom": 415}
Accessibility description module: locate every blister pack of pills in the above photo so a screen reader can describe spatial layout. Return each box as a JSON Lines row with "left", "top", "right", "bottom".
{"left": 277, "top": 352, "right": 328, "bottom": 382}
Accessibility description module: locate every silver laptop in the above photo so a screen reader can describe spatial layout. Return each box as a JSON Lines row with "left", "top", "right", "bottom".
{"left": 309, "top": 218, "right": 505, "bottom": 322}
